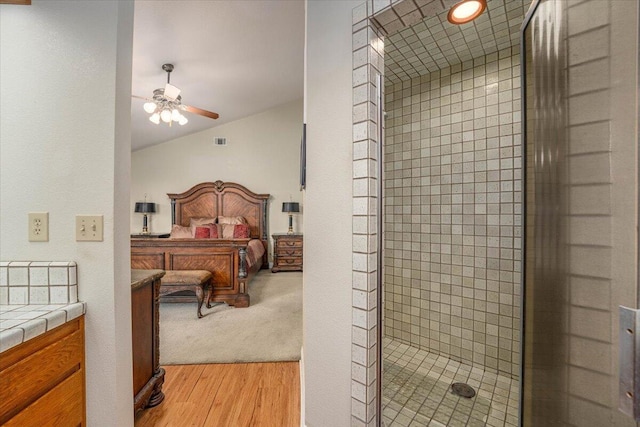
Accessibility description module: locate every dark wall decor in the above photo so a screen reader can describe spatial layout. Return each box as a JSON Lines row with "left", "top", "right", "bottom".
{"left": 300, "top": 123, "right": 306, "bottom": 190}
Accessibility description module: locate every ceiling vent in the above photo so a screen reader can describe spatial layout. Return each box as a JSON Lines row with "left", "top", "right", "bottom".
{"left": 213, "top": 137, "right": 227, "bottom": 146}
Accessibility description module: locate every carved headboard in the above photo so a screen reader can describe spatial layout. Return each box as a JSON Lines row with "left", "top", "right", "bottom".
{"left": 167, "top": 181, "right": 270, "bottom": 241}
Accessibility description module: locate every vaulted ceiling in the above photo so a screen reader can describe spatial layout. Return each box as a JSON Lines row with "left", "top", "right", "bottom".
{"left": 131, "top": 1, "right": 305, "bottom": 151}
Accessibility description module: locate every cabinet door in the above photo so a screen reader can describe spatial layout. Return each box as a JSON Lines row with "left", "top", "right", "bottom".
{"left": 4, "top": 371, "right": 85, "bottom": 427}
{"left": 132, "top": 282, "right": 154, "bottom": 396}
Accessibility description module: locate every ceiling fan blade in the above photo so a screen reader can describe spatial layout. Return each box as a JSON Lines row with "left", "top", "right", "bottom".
{"left": 132, "top": 94, "right": 153, "bottom": 102}
{"left": 164, "top": 83, "right": 181, "bottom": 101}
{"left": 183, "top": 104, "right": 219, "bottom": 120}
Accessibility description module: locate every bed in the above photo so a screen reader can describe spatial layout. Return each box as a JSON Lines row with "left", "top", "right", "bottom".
{"left": 131, "top": 181, "right": 270, "bottom": 308}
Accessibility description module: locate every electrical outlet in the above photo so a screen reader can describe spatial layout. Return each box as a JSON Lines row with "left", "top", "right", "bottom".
{"left": 76, "top": 215, "right": 104, "bottom": 242}
{"left": 28, "top": 212, "right": 49, "bottom": 242}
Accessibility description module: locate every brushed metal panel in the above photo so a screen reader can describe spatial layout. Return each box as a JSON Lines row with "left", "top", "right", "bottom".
{"left": 619, "top": 306, "right": 640, "bottom": 420}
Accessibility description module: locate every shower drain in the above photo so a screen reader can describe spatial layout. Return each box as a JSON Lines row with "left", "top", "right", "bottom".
{"left": 451, "top": 382, "right": 476, "bottom": 398}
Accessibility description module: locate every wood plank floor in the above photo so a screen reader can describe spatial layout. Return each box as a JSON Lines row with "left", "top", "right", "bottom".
{"left": 135, "top": 362, "right": 300, "bottom": 427}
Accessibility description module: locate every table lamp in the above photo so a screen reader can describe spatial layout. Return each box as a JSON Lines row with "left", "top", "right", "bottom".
{"left": 134, "top": 202, "right": 156, "bottom": 234}
{"left": 282, "top": 202, "right": 300, "bottom": 234}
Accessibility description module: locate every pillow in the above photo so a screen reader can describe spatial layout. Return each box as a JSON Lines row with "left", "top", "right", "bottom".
{"left": 194, "top": 223, "right": 221, "bottom": 239}
{"left": 233, "top": 223, "right": 250, "bottom": 239}
{"left": 170, "top": 224, "right": 194, "bottom": 238}
{"left": 207, "top": 223, "right": 220, "bottom": 239}
{"left": 194, "top": 226, "right": 211, "bottom": 239}
{"left": 220, "top": 223, "right": 250, "bottom": 239}
{"left": 220, "top": 223, "right": 235, "bottom": 239}
{"left": 190, "top": 217, "right": 217, "bottom": 227}
{"left": 217, "top": 216, "right": 247, "bottom": 225}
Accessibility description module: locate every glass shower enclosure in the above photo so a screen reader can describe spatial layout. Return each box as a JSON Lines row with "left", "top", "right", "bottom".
{"left": 521, "top": 0, "right": 639, "bottom": 425}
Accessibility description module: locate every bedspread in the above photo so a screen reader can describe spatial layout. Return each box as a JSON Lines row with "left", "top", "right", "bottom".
{"left": 247, "top": 239, "right": 265, "bottom": 269}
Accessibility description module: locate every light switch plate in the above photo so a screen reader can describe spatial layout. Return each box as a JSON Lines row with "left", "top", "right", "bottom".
{"left": 76, "top": 215, "right": 103, "bottom": 241}
{"left": 28, "top": 212, "right": 49, "bottom": 242}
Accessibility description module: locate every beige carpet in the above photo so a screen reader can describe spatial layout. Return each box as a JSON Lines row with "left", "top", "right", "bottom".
{"left": 159, "top": 270, "right": 302, "bottom": 365}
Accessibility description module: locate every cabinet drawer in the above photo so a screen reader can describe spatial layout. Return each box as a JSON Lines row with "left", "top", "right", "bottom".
{"left": 276, "top": 239, "right": 302, "bottom": 249}
{"left": 277, "top": 257, "right": 303, "bottom": 267}
{"left": 4, "top": 369, "right": 84, "bottom": 427}
{"left": 0, "top": 319, "right": 84, "bottom": 423}
{"left": 275, "top": 248, "right": 302, "bottom": 257}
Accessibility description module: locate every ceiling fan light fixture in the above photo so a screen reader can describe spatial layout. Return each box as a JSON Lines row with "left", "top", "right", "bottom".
{"left": 447, "top": 0, "right": 486, "bottom": 25}
{"left": 134, "top": 63, "right": 219, "bottom": 128}
{"left": 143, "top": 102, "right": 157, "bottom": 114}
{"left": 160, "top": 109, "right": 172, "bottom": 123}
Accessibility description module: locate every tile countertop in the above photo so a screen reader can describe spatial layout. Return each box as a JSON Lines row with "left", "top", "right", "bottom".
{"left": 0, "top": 302, "right": 86, "bottom": 353}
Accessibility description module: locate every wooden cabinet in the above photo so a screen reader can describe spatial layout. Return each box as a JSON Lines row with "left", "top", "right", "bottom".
{"left": 272, "top": 233, "right": 303, "bottom": 272}
{"left": 0, "top": 316, "right": 86, "bottom": 426}
{"left": 131, "top": 269, "right": 165, "bottom": 414}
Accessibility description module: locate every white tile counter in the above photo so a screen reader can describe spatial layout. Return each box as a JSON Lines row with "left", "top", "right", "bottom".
{"left": 0, "top": 302, "right": 86, "bottom": 353}
{"left": 0, "top": 261, "right": 85, "bottom": 353}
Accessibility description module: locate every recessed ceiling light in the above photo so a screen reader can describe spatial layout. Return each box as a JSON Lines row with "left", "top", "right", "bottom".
{"left": 447, "top": 0, "right": 487, "bottom": 25}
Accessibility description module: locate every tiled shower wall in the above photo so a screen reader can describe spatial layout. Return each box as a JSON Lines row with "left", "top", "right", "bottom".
{"left": 383, "top": 47, "right": 522, "bottom": 378}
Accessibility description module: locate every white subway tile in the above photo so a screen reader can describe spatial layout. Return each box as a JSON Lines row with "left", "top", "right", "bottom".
{"left": 569, "top": 91, "right": 610, "bottom": 125}
{"left": 43, "top": 310, "right": 66, "bottom": 330}
{"left": 29, "top": 267, "right": 49, "bottom": 286}
{"left": 0, "top": 328, "right": 24, "bottom": 352}
{"left": 29, "top": 287, "right": 49, "bottom": 305}
{"left": 49, "top": 267, "right": 69, "bottom": 286}
{"left": 8, "top": 287, "right": 28, "bottom": 305}
{"left": 568, "top": 27, "right": 609, "bottom": 66}
{"left": 64, "top": 302, "right": 85, "bottom": 320}
{"left": 21, "top": 318, "right": 47, "bottom": 341}
{"left": 569, "top": 122, "right": 610, "bottom": 155}
{"left": 568, "top": 0, "right": 609, "bottom": 36}
{"left": 8, "top": 267, "right": 28, "bottom": 286}
{"left": 50, "top": 286, "right": 69, "bottom": 304}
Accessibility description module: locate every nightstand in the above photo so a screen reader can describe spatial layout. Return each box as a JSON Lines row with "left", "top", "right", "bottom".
{"left": 272, "top": 233, "right": 303, "bottom": 272}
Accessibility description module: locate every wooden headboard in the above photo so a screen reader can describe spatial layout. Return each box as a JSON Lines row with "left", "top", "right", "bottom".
{"left": 168, "top": 181, "right": 270, "bottom": 241}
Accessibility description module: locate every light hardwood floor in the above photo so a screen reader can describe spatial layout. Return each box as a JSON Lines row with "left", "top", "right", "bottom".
{"left": 135, "top": 362, "right": 300, "bottom": 427}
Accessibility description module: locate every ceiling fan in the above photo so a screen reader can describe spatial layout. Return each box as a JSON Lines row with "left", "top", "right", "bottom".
{"left": 133, "top": 63, "right": 219, "bottom": 126}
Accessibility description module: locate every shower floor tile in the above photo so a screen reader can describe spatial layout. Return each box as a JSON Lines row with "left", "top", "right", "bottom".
{"left": 383, "top": 338, "right": 519, "bottom": 427}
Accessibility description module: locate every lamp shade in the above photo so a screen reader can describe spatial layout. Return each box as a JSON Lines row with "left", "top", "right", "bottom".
{"left": 282, "top": 202, "right": 300, "bottom": 213}
{"left": 135, "top": 202, "right": 156, "bottom": 214}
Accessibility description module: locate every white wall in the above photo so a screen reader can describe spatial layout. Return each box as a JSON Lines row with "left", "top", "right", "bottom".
{"left": 0, "top": 1, "right": 134, "bottom": 425}
{"left": 304, "top": 1, "right": 359, "bottom": 425}
{"left": 131, "top": 99, "right": 303, "bottom": 257}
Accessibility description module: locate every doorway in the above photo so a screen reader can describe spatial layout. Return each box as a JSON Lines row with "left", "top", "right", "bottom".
{"left": 350, "top": 0, "right": 640, "bottom": 425}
